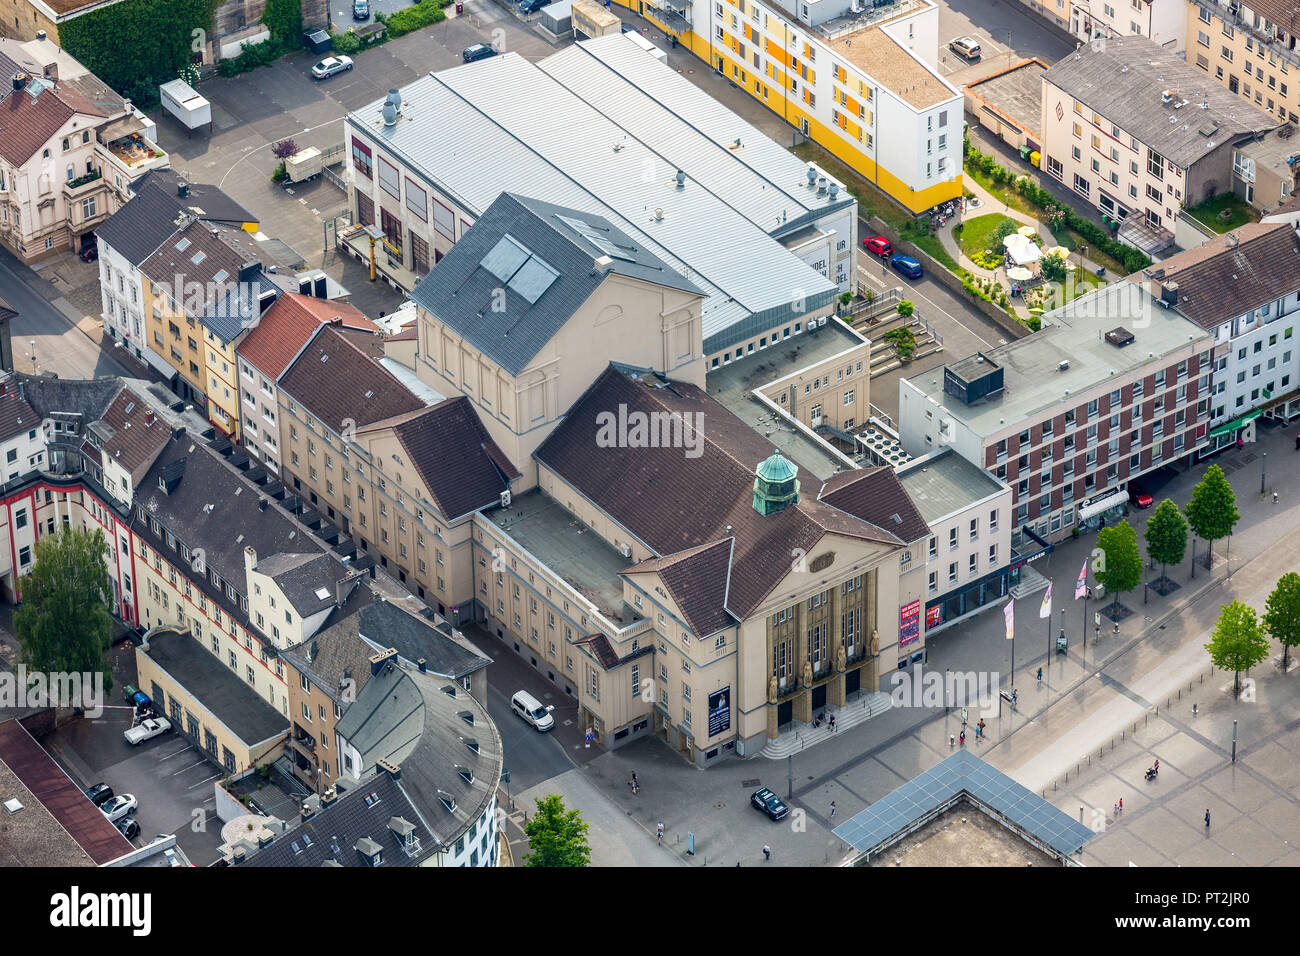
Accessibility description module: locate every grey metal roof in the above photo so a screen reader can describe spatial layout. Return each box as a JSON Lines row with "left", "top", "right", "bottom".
{"left": 833, "top": 751, "right": 1096, "bottom": 860}
{"left": 355, "top": 601, "right": 490, "bottom": 679}
{"left": 540, "top": 35, "right": 854, "bottom": 237}
{"left": 409, "top": 193, "right": 700, "bottom": 376}
{"left": 346, "top": 52, "right": 837, "bottom": 346}
{"left": 1043, "top": 35, "right": 1276, "bottom": 169}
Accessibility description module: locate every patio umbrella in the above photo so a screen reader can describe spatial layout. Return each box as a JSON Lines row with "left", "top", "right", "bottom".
{"left": 1003, "top": 234, "right": 1029, "bottom": 249}
{"left": 1017, "top": 225, "right": 1037, "bottom": 237}
{"left": 1007, "top": 266, "right": 1033, "bottom": 282}
{"left": 1043, "top": 245, "right": 1070, "bottom": 259}
{"left": 1008, "top": 242, "right": 1042, "bottom": 265}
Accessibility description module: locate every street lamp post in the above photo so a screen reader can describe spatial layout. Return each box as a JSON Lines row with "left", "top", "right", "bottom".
{"left": 1261, "top": 451, "right": 1267, "bottom": 495}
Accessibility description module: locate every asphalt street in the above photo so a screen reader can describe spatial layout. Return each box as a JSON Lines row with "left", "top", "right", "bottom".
{"left": 0, "top": 246, "right": 132, "bottom": 381}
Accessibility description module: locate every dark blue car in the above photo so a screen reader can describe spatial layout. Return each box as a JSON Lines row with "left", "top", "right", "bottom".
{"left": 891, "top": 253, "right": 923, "bottom": 280}
{"left": 520, "top": 0, "right": 551, "bottom": 11}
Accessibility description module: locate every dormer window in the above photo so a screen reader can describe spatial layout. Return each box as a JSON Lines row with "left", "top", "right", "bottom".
{"left": 437, "top": 790, "right": 457, "bottom": 812}
{"left": 458, "top": 710, "right": 473, "bottom": 725}
{"left": 463, "top": 738, "right": 479, "bottom": 754}
{"left": 456, "top": 765, "right": 474, "bottom": 785}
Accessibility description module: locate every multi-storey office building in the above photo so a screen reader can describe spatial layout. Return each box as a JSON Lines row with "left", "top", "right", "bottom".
{"left": 899, "top": 281, "right": 1214, "bottom": 543}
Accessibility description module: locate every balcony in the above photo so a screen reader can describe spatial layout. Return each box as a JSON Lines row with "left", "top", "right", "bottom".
{"left": 63, "top": 168, "right": 105, "bottom": 201}
{"left": 99, "top": 132, "right": 169, "bottom": 181}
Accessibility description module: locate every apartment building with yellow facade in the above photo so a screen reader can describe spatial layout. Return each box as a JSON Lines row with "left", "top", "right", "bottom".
{"left": 1188, "top": 0, "right": 1300, "bottom": 124}
{"left": 617, "top": 0, "right": 962, "bottom": 212}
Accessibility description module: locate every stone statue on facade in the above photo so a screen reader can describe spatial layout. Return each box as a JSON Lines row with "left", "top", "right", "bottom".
{"left": 801, "top": 659, "right": 813, "bottom": 690}
{"left": 768, "top": 674, "right": 779, "bottom": 702}
{"left": 835, "top": 643, "right": 847, "bottom": 673}
{"left": 870, "top": 628, "right": 880, "bottom": 657}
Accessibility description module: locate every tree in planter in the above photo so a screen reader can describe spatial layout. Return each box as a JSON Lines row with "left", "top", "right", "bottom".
{"left": 1184, "top": 464, "right": 1239, "bottom": 576}
{"left": 524, "top": 794, "right": 590, "bottom": 867}
{"left": 883, "top": 328, "right": 916, "bottom": 362}
{"left": 1095, "top": 519, "right": 1142, "bottom": 614}
{"left": 1262, "top": 571, "right": 1300, "bottom": 671}
{"left": 896, "top": 299, "right": 914, "bottom": 318}
{"left": 272, "top": 138, "right": 299, "bottom": 160}
{"left": 1205, "top": 599, "right": 1269, "bottom": 698}
{"left": 1144, "top": 498, "right": 1188, "bottom": 589}
{"left": 13, "top": 527, "right": 114, "bottom": 695}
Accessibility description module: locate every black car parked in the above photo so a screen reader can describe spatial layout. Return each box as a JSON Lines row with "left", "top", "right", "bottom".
{"left": 83, "top": 783, "right": 114, "bottom": 807}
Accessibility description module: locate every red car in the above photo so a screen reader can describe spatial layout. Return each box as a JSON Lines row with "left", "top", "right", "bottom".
{"left": 1128, "top": 482, "right": 1153, "bottom": 508}
{"left": 863, "top": 235, "right": 893, "bottom": 258}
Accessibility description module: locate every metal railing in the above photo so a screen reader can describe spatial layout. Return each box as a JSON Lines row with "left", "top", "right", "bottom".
{"left": 845, "top": 286, "right": 903, "bottom": 321}
{"left": 321, "top": 163, "right": 347, "bottom": 193}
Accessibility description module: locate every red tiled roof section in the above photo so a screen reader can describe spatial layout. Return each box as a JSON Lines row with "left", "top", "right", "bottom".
{"left": 279, "top": 324, "right": 424, "bottom": 433}
{"left": 0, "top": 720, "right": 133, "bottom": 865}
{"left": 535, "top": 367, "right": 903, "bottom": 620}
{"left": 96, "top": 387, "right": 172, "bottom": 478}
{"left": 387, "top": 397, "right": 520, "bottom": 521}
{"left": 819, "top": 467, "right": 932, "bottom": 544}
{"left": 624, "top": 538, "right": 735, "bottom": 637}
{"left": 1141, "top": 222, "right": 1300, "bottom": 330}
{"left": 239, "top": 293, "right": 375, "bottom": 381}
{"left": 0, "top": 81, "right": 75, "bottom": 166}
{"left": 0, "top": 378, "right": 40, "bottom": 444}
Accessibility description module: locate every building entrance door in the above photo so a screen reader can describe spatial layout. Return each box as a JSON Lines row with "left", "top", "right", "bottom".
{"left": 811, "top": 683, "right": 827, "bottom": 713}
{"left": 777, "top": 700, "right": 793, "bottom": 728}
{"left": 846, "top": 667, "right": 861, "bottom": 698}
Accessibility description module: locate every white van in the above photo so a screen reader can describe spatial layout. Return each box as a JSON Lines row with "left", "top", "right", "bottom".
{"left": 512, "top": 691, "right": 555, "bottom": 732}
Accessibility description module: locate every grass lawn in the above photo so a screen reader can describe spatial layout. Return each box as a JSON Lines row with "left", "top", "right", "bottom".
{"left": 1052, "top": 228, "right": 1129, "bottom": 276}
{"left": 961, "top": 160, "right": 1042, "bottom": 219}
{"left": 1185, "top": 193, "right": 1260, "bottom": 233}
{"left": 792, "top": 141, "right": 960, "bottom": 271}
{"left": 957, "top": 213, "right": 1021, "bottom": 259}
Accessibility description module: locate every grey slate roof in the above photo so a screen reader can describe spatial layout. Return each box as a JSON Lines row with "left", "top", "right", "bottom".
{"left": 334, "top": 660, "right": 502, "bottom": 848}
{"left": 254, "top": 552, "right": 348, "bottom": 618}
{"left": 141, "top": 627, "right": 287, "bottom": 745}
{"left": 355, "top": 601, "right": 490, "bottom": 678}
{"left": 243, "top": 773, "right": 434, "bottom": 867}
{"left": 97, "top": 170, "right": 255, "bottom": 268}
{"left": 1042, "top": 35, "right": 1276, "bottom": 169}
{"left": 409, "top": 193, "right": 700, "bottom": 376}
{"left": 281, "top": 606, "right": 378, "bottom": 705}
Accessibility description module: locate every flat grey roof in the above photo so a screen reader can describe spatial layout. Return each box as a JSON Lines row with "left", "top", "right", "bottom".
{"left": 833, "top": 750, "right": 1096, "bottom": 860}
{"left": 965, "top": 59, "right": 1047, "bottom": 136}
{"left": 346, "top": 50, "right": 838, "bottom": 349}
{"left": 896, "top": 447, "right": 1007, "bottom": 523}
{"left": 906, "top": 281, "right": 1211, "bottom": 436}
{"left": 706, "top": 320, "right": 865, "bottom": 481}
{"left": 1043, "top": 35, "right": 1275, "bottom": 169}
{"left": 493, "top": 490, "right": 634, "bottom": 623}
{"left": 143, "top": 628, "right": 287, "bottom": 746}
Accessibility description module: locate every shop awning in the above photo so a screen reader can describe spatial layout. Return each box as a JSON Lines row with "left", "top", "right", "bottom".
{"left": 1208, "top": 409, "right": 1262, "bottom": 440}
{"left": 99, "top": 114, "right": 146, "bottom": 143}
{"left": 1078, "top": 488, "right": 1129, "bottom": 521}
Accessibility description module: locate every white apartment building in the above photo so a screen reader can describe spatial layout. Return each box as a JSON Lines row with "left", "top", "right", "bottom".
{"left": 1069, "top": 0, "right": 1186, "bottom": 48}
{"left": 1136, "top": 221, "right": 1300, "bottom": 452}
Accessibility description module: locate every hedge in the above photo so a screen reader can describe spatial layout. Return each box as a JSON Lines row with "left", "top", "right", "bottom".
{"left": 217, "top": 39, "right": 283, "bottom": 77}
{"left": 963, "top": 142, "right": 1152, "bottom": 275}
{"left": 262, "top": 0, "right": 302, "bottom": 49}
{"left": 377, "top": 0, "right": 446, "bottom": 37}
{"left": 59, "top": 0, "right": 219, "bottom": 109}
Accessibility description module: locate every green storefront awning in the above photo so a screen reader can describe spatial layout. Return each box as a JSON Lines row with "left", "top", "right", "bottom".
{"left": 1208, "top": 409, "right": 1262, "bottom": 440}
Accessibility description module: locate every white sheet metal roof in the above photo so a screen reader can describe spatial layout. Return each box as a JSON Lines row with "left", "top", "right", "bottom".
{"left": 540, "top": 35, "right": 852, "bottom": 237}
{"left": 346, "top": 51, "right": 837, "bottom": 345}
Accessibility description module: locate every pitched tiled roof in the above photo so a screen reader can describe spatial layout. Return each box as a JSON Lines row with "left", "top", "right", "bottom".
{"left": 89, "top": 387, "right": 171, "bottom": 478}
{"left": 238, "top": 293, "right": 376, "bottom": 382}
{"left": 280, "top": 324, "right": 425, "bottom": 433}
{"left": 98, "top": 170, "right": 257, "bottom": 268}
{"left": 408, "top": 193, "right": 702, "bottom": 377}
{"left": 374, "top": 397, "right": 519, "bottom": 521}
{"left": 534, "top": 366, "right": 904, "bottom": 621}
{"left": 1139, "top": 221, "right": 1300, "bottom": 330}
{"left": 623, "top": 539, "right": 735, "bottom": 637}
{"left": 0, "top": 377, "right": 40, "bottom": 444}
{"left": 0, "top": 77, "right": 84, "bottom": 166}
{"left": 818, "top": 467, "right": 932, "bottom": 545}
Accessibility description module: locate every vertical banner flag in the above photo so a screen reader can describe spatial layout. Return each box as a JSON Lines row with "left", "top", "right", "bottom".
{"left": 1039, "top": 581, "right": 1052, "bottom": 619}
{"left": 1075, "top": 559, "right": 1088, "bottom": 599}
{"left": 1004, "top": 599, "right": 1015, "bottom": 641}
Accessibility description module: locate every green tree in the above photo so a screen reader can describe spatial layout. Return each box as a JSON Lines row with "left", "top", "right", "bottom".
{"left": 524, "top": 794, "right": 590, "bottom": 867}
{"left": 1185, "top": 464, "right": 1239, "bottom": 573}
{"left": 1039, "top": 253, "right": 1067, "bottom": 283}
{"left": 1096, "top": 519, "right": 1142, "bottom": 611}
{"left": 1205, "top": 599, "right": 1269, "bottom": 698}
{"left": 896, "top": 299, "right": 915, "bottom": 318}
{"left": 13, "top": 527, "right": 113, "bottom": 694}
{"left": 261, "top": 0, "right": 302, "bottom": 49}
{"left": 1262, "top": 571, "right": 1300, "bottom": 671}
{"left": 1144, "top": 498, "right": 1188, "bottom": 587}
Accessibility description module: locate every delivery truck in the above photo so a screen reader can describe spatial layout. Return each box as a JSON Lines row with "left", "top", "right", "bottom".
{"left": 159, "top": 78, "right": 212, "bottom": 137}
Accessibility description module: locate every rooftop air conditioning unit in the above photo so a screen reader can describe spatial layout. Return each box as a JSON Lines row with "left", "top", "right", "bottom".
{"left": 619, "top": 543, "right": 632, "bottom": 558}
{"left": 499, "top": 490, "right": 512, "bottom": 508}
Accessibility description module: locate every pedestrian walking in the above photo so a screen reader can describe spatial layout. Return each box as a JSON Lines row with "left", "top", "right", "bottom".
{"left": 830, "top": 800, "right": 837, "bottom": 819}
{"left": 1205, "top": 809, "right": 1211, "bottom": 830}
{"left": 949, "top": 733, "right": 955, "bottom": 748}
{"left": 1012, "top": 688, "right": 1018, "bottom": 707}
{"left": 1274, "top": 492, "right": 1279, "bottom": 504}
{"left": 959, "top": 730, "right": 966, "bottom": 746}
{"left": 1036, "top": 666, "right": 1043, "bottom": 683}
{"left": 629, "top": 771, "right": 639, "bottom": 793}
{"left": 762, "top": 844, "right": 771, "bottom": 861}
{"left": 1118, "top": 798, "right": 1123, "bottom": 814}
{"left": 1114, "top": 802, "right": 1119, "bottom": 817}
{"left": 657, "top": 822, "right": 664, "bottom": 845}
{"left": 829, "top": 713, "right": 836, "bottom": 732}
{"left": 961, "top": 707, "right": 968, "bottom": 727}
{"left": 977, "top": 718, "right": 986, "bottom": 739}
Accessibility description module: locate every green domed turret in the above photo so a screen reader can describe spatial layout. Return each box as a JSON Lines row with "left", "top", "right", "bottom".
{"left": 753, "top": 451, "right": 800, "bottom": 516}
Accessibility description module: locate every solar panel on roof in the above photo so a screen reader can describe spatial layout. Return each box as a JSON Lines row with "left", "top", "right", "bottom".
{"left": 509, "top": 255, "right": 559, "bottom": 304}
{"left": 480, "top": 235, "right": 530, "bottom": 282}
{"left": 587, "top": 235, "right": 637, "bottom": 262}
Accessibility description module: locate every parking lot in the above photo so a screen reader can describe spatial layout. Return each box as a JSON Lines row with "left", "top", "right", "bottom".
{"left": 42, "top": 709, "right": 227, "bottom": 866}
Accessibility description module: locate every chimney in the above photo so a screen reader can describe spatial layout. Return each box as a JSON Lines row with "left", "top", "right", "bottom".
{"left": 335, "top": 569, "right": 359, "bottom": 608}
{"left": 416, "top": 657, "right": 427, "bottom": 673}
{"left": 321, "top": 788, "right": 338, "bottom": 807}
{"left": 42, "top": 62, "right": 57, "bottom": 81}
{"left": 35, "top": 29, "right": 45, "bottom": 40}
{"left": 369, "top": 647, "right": 398, "bottom": 676}
{"left": 1160, "top": 281, "right": 1179, "bottom": 306}
{"left": 593, "top": 255, "right": 614, "bottom": 274}
{"left": 177, "top": 181, "right": 189, "bottom": 199}
{"left": 11, "top": 73, "right": 26, "bottom": 93}
{"left": 244, "top": 545, "right": 257, "bottom": 572}
{"left": 377, "top": 757, "right": 401, "bottom": 781}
